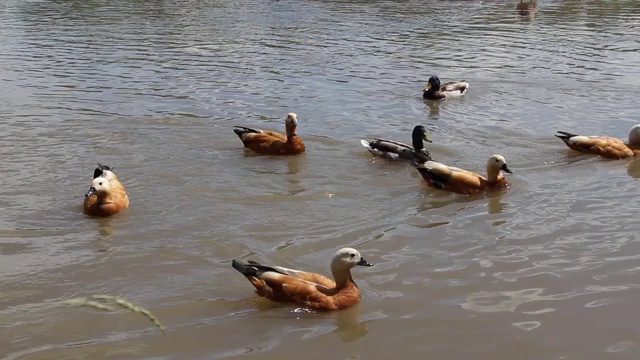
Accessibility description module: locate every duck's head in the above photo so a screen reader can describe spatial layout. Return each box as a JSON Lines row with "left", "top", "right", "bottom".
{"left": 628, "top": 125, "right": 640, "bottom": 145}
{"left": 85, "top": 177, "right": 111, "bottom": 197}
{"left": 331, "top": 247, "right": 373, "bottom": 273}
{"left": 285, "top": 112, "right": 298, "bottom": 135}
{"left": 412, "top": 125, "right": 432, "bottom": 148}
{"left": 423, "top": 76, "right": 441, "bottom": 93}
{"left": 487, "top": 154, "right": 512, "bottom": 174}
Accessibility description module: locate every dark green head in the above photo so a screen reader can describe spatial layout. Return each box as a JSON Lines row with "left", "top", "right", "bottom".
{"left": 411, "top": 125, "right": 432, "bottom": 150}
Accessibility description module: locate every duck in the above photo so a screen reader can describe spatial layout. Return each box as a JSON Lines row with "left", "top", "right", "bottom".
{"left": 83, "top": 164, "right": 129, "bottom": 217}
{"left": 414, "top": 154, "right": 512, "bottom": 195}
{"left": 422, "top": 76, "right": 470, "bottom": 100}
{"left": 232, "top": 247, "right": 373, "bottom": 311}
{"left": 517, "top": 0, "right": 537, "bottom": 16}
{"left": 555, "top": 125, "right": 640, "bottom": 159}
{"left": 360, "top": 125, "right": 433, "bottom": 163}
{"left": 233, "top": 112, "right": 305, "bottom": 155}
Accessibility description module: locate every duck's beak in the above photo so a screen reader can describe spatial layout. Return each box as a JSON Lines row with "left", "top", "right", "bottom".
{"left": 357, "top": 257, "right": 373, "bottom": 267}
{"left": 422, "top": 133, "right": 432, "bottom": 143}
{"left": 501, "top": 164, "right": 513, "bottom": 174}
{"left": 424, "top": 83, "right": 432, "bottom": 91}
{"left": 85, "top": 187, "right": 97, "bottom": 197}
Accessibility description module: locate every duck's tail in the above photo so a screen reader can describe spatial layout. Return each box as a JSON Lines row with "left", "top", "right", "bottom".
{"left": 232, "top": 259, "right": 285, "bottom": 277}
{"left": 94, "top": 163, "right": 113, "bottom": 179}
{"left": 555, "top": 131, "right": 578, "bottom": 141}
{"left": 233, "top": 126, "right": 261, "bottom": 139}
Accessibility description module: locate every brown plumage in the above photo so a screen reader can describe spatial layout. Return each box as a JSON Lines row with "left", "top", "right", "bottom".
{"left": 232, "top": 247, "right": 373, "bottom": 311}
{"left": 422, "top": 76, "right": 470, "bottom": 100}
{"left": 83, "top": 163, "right": 129, "bottom": 217}
{"left": 414, "top": 154, "right": 512, "bottom": 195}
{"left": 233, "top": 112, "right": 305, "bottom": 155}
{"left": 555, "top": 125, "right": 640, "bottom": 159}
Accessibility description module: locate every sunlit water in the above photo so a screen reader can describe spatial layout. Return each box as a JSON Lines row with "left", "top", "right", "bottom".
{"left": 1, "top": 0, "right": 640, "bottom": 359}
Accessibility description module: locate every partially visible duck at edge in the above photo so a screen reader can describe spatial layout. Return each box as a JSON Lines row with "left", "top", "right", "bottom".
{"left": 232, "top": 247, "right": 373, "bottom": 311}
{"left": 555, "top": 125, "right": 640, "bottom": 159}
{"left": 233, "top": 112, "right": 305, "bottom": 155}
{"left": 422, "top": 75, "right": 470, "bottom": 100}
{"left": 360, "top": 125, "right": 433, "bottom": 163}
{"left": 414, "top": 154, "right": 512, "bottom": 195}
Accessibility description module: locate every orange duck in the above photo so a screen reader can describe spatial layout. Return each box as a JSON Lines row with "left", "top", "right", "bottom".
{"left": 414, "top": 154, "right": 512, "bottom": 195}
{"left": 555, "top": 125, "right": 640, "bottom": 159}
{"left": 232, "top": 247, "right": 373, "bottom": 311}
{"left": 233, "top": 112, "right": 305, "bottom": 155}
{"left": 83, "top": 163, "right": 130, "bottom": 217}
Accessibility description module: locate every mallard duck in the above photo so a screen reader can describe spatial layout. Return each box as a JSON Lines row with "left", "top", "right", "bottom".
{"left": 233, "top": 113, "right": 305, "bottom": 155}
{"left": 232, "top": 247, "right": 373, "bottom": 311}
{"left": 83, "top": 165, "right": 129, "bottom": 217}
{"left": 414, "top": 154, "right": 512, "bottom": 195}
{"left": 555, "top": 125, "right": 640, "bottom": 159}
{"left": 422, "top": 76, "right": 470, "bottom": 100}
{"left": 360, "top": 125, "right": 433, "bottom": 163}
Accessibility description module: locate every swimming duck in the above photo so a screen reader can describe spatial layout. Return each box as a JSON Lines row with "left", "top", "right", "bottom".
{"left": 232, "top": 247, "right": 373, "bottom": 311}
{"left": 83, "top": 165, "right": 129, "bottom": 217}
{"left": 422, "top": 76, "right": 470, "bottom": 100}
{"left": 360, "top": 125, "right": 433, "bottom": 163}
{"left": 555, "top": 125, "right": 640, "bottom": 159}
{"left": 414, "top": 154, "right": 512, "bottom": 195}
{"left": 517, "top": 0, "right": 537, "bottom": 16}
{"left": 233, "top": 113, "right": 305, "bottom": 155}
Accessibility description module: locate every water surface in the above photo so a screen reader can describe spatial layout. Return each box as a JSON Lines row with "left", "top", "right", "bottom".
{"left": 2, "top": 0, "right": 640, "bottom": 359}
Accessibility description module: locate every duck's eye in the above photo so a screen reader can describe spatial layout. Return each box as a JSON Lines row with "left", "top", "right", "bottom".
{"left": 99, "top": 182, "right": 103, "bottom": 186}
{"left": 350, "top": 253, "right": 356, "bottom": 258}
{"left": 495, "top": 159, "right": 500, "bottom": 163}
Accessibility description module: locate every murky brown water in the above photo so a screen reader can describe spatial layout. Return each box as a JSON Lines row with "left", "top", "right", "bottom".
{"left": 2, "top": 0, "right": 640, "bottom": 358}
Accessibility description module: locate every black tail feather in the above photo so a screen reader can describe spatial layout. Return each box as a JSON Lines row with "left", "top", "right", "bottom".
{"left": 93, "top": 163, "right": 113, "bottom": 179}
{"left": 555, "top": 131, "right": 578, "bottom": 140}
{"left": 233, "top": 126, "right": 260, "bottom": 138}
{"left": 232, "top": 259, "right": 286, "bottom": 277}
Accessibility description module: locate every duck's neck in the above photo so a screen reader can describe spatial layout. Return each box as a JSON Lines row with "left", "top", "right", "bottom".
{"left": 487, "top": 166, "right": 500, "bottom": 183}
{"left": 332, "top": 268, "right": 353, "bottom": 289}
{"left": 412, "top": 136, "right": 423, "bottom": 151}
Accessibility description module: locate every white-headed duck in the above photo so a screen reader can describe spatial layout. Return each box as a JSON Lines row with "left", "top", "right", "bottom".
{"left": 233, "top": 113, "right": 305, "bottom": 155}
{"left": 422, "top": 76, "right": 470, "bottom": 100}
{"left": 360, "top": 125, "right": 433, "bottom": 163}
{"left": 555, "top": 125, "right": 640, "bottom": 159}
{"left": 414, "top": 154, "right": 512, "bottom": 195}
{"left": 83, "top": 163, "right": 129, "bottom": 217}
{"left": 232, "top": 247, "right": 373, "bottom": 311}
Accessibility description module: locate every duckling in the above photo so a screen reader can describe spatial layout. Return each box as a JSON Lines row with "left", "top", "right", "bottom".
{"left": 360, "top": 125, "right": 433, "bottom": 163}
{"left": 422, "top": 76, "right": 470, "bottom": 100}
{"left": 232, "top": 247, "right": 373, "bottom": 311}
{"left": 83, "top": 170, "right": 129, "bottom": 217}
{"left": 555, "top": 125, "right": 640, "bottom": 159}
{"left": 233, "top": 113, "right": 305, "bottom": 155}
{"left": 414, "top": 154, "right": 512, "bottom": 195}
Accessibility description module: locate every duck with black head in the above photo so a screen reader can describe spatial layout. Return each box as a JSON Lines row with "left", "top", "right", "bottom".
{"left": 360, "top": 125, "right": 433, "bottom": 163}
{"left": 422, "top": 76, "right": 469, "bottom": 100}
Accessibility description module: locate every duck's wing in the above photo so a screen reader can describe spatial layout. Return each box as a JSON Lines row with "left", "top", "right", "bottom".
{"left": 398, "top": 148, "right": 432, "bottom": 163}
{"left": 361, "top": 138, "right": 413, "bottom": 160}
{"left": 234, "top": 260, "right": 334, "bottom": 287}
{"left": 555, "top": 132, "right": 634, "bottom": 159}
{"left": 439, "top": 81, "right": 469, "bottom": 97}
{"left": 415, "top": 161, "right": 485, "bottom": 194}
